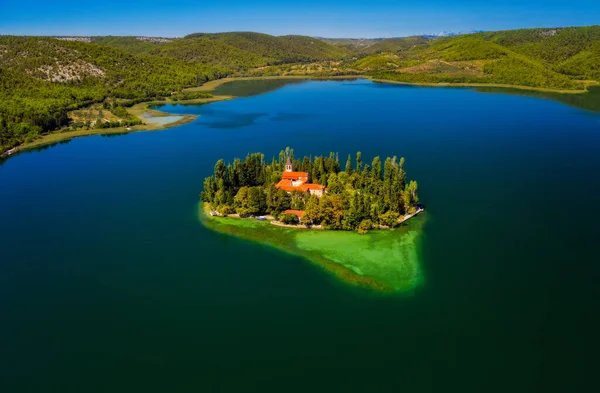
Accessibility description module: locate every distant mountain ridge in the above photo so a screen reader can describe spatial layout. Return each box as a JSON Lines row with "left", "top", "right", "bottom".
{"left": 423, "top": 30, "right": 486, "bottom": 38}
{"left": 87, "top": 32, "right": 352, "bottom": 68}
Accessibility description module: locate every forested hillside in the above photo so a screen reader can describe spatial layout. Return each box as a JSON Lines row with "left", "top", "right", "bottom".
{"left": 151, "top": 32, "right": 352, "bottom": 69}
{"left": 0, "top": 36, "right": 227, "bottom": 152}
{"left": 480, "top": 26, "right": 600, "bottom": 81}
{"left": 354, "top": 26, "right": 600, "bottom": 90}
{"left": 150, "top": 37, "right": 268, "bottom": 69}
{"left": 90, "top": 36, "right": 173, "bottom": 54}
{"left": 358, "top": 36, "right": 432, "bottom": 54}
{"left": 318, "top": 37, "right": 384, "bottom": 52}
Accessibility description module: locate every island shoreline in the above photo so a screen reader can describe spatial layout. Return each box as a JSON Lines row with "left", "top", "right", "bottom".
{"left": 199, "top": 203, "right": 424, "bottom": 293}
{"left": 208, "top": 205, "right": 424, "bottom": 230}
{"left": 199, "top": 203, "right": 390, "bottom": 292}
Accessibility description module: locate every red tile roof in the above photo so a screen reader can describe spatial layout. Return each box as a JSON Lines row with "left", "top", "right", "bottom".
{"left": 284, "top": 209, "right": 305, "bottom": 218}
{"left": 275, "top": 179, "right": 298, "bottom": 192}
{"left": 299, "top": 184, "right": 325, "bottom": 191}
{"left": 276, "top": 171, "right": 325, "bottom": 194}
{"left": 282, "top": 171, "right": 308, "bottom": 181}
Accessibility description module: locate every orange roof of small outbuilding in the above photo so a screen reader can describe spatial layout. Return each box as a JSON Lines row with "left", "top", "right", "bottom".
{"left": 284, "top": 209, "right": 305, "bottom": 218}
{"left": 299, "top": 184, "right": 325, "bottom": 191}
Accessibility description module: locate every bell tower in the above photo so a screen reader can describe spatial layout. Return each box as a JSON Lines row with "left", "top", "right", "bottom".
{"left": 285, "top": 156, "right": 293, "bottom": 172}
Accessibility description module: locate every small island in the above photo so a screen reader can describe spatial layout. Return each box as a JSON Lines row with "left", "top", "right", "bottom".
{"left": 201, "top": 148, "right": 421, "bottom": 232}
{"left": 199, "top": 148, "right": 425, "bottom": 292}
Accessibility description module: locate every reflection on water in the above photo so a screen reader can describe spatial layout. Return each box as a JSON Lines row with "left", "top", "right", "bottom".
{"left": 473, "top": 85, "right": 600, "bottom": 114}
{"left": 213, "top": 78, "right": 600, "bottom": 114}
{"left": 211, "top": 78, "right": 309, "bottom": 97}
{"left": 100, "top": 132, "right": 129, "bottom": 138}
{"left": 31, "top": 139, "right": 71, "bottom": 153}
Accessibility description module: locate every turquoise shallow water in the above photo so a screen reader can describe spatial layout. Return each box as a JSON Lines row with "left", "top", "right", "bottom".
{"left": 1, "top": 79, "right": 599, "bottom": 392}
{"left": 139, "top": 112, "right": 184, "bottom": 125}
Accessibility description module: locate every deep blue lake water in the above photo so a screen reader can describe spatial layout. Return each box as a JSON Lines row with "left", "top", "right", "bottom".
{"left": 1, "top": 79, "right": 599, "bottom": 392}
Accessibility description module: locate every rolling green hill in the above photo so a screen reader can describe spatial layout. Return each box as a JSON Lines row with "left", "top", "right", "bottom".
{"left": 318, "top": 37, "right": 384, "bottom": 52}
{"left": 356, "top": 27, "right": 600, "bottom": 90}
{"left": 150, "top": 37, "right": 268, "bottom": 69}
{"left": 557, "top": 42, "right": 600, "bottom": 81}
{"left": 481, "top": 26, "right": 600, "bottom": 81}
{"left": 358, "top": 36, "right": 432, "bottom": 54}
{"left": 151, "top": 32, "right": 352, "bottom": 69}
{"left": 90, "top": 36, "right": 173, "bottom": 54}
{"left": 92, "top": 32, "right": 353, "bottom": 69}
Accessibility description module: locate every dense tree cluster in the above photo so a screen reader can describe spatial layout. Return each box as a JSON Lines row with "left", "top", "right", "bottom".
{"left": 483, "top": 26, "right": 600, "bottom": 70}
{"left": 482, "top": 56, "right": 577, "bottom": 89}
{"left": 358, "top": 36, "right": 432, "bottom": 55}
{"left": 145, "top": 32, "right": 352, "bottom": 71}
{"left": 170, "top": 91, "right": 213, "bottom": 101}
{"left": 201, "top": 149, "right": 420, "bottom": 232}
{"left": 90, "top": 36, "right": 171, "bottom": 55}
{"left": 177, "top": 33, "right": 352, "bottom": 66}
{"left": 94, "top": 118, "right": 142, "bottom": 129}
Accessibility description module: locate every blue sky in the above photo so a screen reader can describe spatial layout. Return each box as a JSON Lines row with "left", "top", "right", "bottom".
{"left": 2, "top": 0, "right": 598, "bottom": 38}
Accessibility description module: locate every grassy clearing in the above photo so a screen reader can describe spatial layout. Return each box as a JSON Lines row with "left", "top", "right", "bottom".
{"left": 5, "top": 95, "right": 233, "bottom": 156}
{"left": 198, "top": 203, "right": 425, "bottom": 292}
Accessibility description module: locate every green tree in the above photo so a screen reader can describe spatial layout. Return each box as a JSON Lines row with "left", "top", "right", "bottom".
{"left": 371, "top": 156, "right": 381, "bottom": 181}
{"left": 246, "top": 186, "right": 267, "bottom": 215}
{"left": 342, "top": 206, "right": 362, "bottom": 230}
{"left": 379, "top": 210, "right": 400, "bottom": 227}
{"left": 303, "top": 195, "right": 321, "bottom": 224}
{"left": 290, "top": 190, "right": 306, "bottom": 210}
{"left": 358, "top": 219, "right": 373, "bottom": 234}
{"left": 234, "top": 186, "right": 250, "bottom": 215}
{"left": 268, "top": 188, "right": 291, "bottom": 215}
{"left": 281, "top": 213, "right": 299, "bottom": 225}
{"left": 356, "top": 151, "right": 362, "bottom": 173}
{"left": 345, "top": 154, "right": 353, "bottom": 174}
{"left": 327, "top": 173, "right": 344, "bottom": 194}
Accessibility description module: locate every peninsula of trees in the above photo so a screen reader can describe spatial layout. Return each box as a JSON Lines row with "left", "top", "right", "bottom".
{"left": 201, "top": 149, "right": 420, "bottom": 233}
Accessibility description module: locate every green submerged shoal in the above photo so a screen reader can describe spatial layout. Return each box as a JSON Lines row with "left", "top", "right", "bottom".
{"left": 198, "top": 204, "right": 425, "bottom": 292}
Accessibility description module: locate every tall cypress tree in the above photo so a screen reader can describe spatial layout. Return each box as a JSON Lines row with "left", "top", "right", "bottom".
{"left": 345, "top": 154, "right": 352, "bottom": 174}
